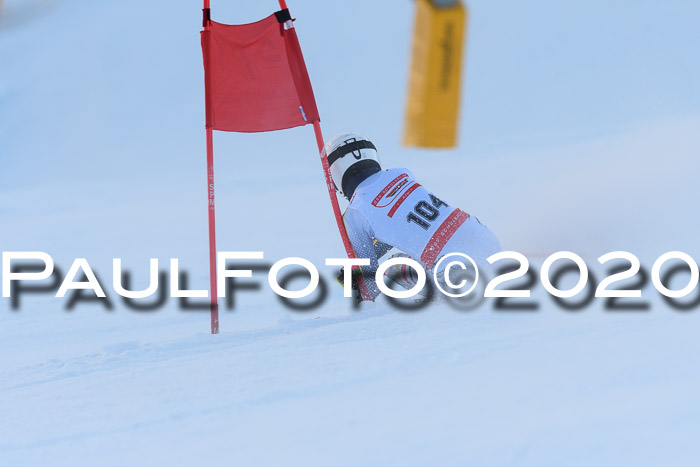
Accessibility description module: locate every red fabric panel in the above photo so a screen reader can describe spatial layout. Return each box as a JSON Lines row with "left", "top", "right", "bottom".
{"left": 201, "top": 15, "right": 320, "bottom": 132}
{"left": 420, "top": 209, "right": 471, "bottom": 269}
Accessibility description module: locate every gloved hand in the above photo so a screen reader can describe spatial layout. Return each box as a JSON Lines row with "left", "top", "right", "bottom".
{"left": 336, "top": 267, "right": 364, "bottom": 304}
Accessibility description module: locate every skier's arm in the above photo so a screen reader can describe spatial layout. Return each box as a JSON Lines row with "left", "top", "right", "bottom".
{"left": 342, "top": 208, "right": 382, "bottom": 301}
{"left": 373, "top": 240, "right": 395, "bottom": 259}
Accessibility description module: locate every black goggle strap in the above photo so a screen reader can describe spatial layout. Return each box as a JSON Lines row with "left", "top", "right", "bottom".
{"left": 326, "top": 140, "right": 377, "bottom": 168}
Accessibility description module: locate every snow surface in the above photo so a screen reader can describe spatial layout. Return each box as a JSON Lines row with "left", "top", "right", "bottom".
{"left": 1, "top": 0, "right": 700, "bottom": 465}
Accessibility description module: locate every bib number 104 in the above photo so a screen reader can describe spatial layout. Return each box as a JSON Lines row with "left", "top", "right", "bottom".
{"left": 407, "top": 194, "right": 447, "bottom": 230}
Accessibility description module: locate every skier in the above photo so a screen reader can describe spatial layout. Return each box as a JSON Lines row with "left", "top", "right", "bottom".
{"left": 326, "top": 132, "right": 501, "bottom": 301}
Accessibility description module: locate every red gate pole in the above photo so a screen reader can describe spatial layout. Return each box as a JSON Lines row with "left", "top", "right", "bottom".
{"left": 310, "top": 121, "right": 372, "bottom": 301}
{"left": 276, "top": 0, "right": 371, "bottom": 301}
{"left": 205, "top": 128, "right": 219, "bottom": 334}
{"left": 203, "top": 0, "right": 219, "bottom": 334}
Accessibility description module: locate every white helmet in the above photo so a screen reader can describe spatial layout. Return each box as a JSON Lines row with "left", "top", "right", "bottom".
{"left": 325, "top": 132, "right": 381, "bottom": 197}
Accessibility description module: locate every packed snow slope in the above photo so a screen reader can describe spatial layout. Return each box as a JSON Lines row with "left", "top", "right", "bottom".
{"left": 1, "top": 0, "right": 700, "bottom": 466}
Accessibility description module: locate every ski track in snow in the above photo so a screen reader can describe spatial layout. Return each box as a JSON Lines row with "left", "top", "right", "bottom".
{"left": 1, "top": 308, "right": 399, "bottom": 392}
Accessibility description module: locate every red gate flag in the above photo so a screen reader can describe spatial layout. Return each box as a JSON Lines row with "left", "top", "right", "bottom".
{"left": 201, "top": 10, "right": 320, "bottom": 132}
